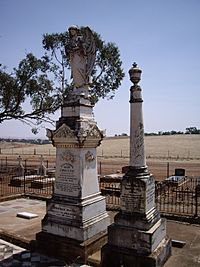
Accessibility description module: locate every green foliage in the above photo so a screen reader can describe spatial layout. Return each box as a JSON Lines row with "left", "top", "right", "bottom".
{"left": 42, "top": 29, "right": 125, "bottom": 104}
{"left": 145, "top": 128, "right": 200, "bottom": 136}
{"left": 0, "top": 53, "right": 63, "bottom": 128}
{"left": 0, "top": 28, "right": 124, "bottom": 131}
{"left": 0, "top": 137, "right": 50, "bottom": 144}
{"left": 185, "top": 127, "right": 200, "bottom": 134}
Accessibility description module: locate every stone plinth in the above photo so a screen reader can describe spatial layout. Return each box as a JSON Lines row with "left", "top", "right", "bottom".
{"left": 30, "top": 178, "right": 55, "bottom": 189}
{"left": 102, "top": 168, "right": 171, "bottom": 267}
{"left": 101, "top": 237, "right": 171, "bottom": 267}
{"left": 42, "top": 193, "right": 109, "bottom": 241}
{"left": 36, "top": 229, "right": 107, "bottom": 263}
{"left": 37, "top": 90, "right": 109, "bottom": 262}
{"left": 10, "top": 175, "right": 42, "bottom": 187}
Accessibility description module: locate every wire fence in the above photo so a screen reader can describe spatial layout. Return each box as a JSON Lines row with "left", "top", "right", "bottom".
{"left": 1, "top": 147, "right": 200, "bottom": 161}
{"left": 0, "top": 157, "right": 55, "bottom": 171}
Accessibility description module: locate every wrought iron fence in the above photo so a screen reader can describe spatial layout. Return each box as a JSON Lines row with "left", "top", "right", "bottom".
{"left": 100, "top": 177, "right": 121, "bottom": 210}
{"left": 99, "top": 176, "right": 200, "bottom": 218}
{"left": 155, "top": 177, "right": 200, "bottom": 217}
{"left": 0, "top": 168, "right": 54, "bottom": 199}
{"left": 1, "top": 167, "right": 200, "bottom": 219}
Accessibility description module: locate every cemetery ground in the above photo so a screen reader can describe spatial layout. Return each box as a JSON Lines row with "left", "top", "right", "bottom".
{"left": 1, "top": 198, "right": 200, "bottom": 266}
{"left": 0, "top": 135, "right": 200, "bottom": 266}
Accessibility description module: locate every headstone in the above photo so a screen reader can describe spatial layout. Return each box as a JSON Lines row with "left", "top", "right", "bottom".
{"left": 101, "top": 63, "right": 171, "bottom": 267}
{"left": 36, "top": 25, "right": 109, "bottom": 263}
{"left": 175, "top": 168, "right": 185, "bottom": 176}
{"left": 38, "top": 155, "right": 47, "bottom": 176}
{"left": 17, "top": 156, "right": 24, "bottom": 177}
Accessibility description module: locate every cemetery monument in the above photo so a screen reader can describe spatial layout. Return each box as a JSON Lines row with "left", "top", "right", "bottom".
{"left": 36, "top": 25, "right": 109, "bottom": 262}
{"left": 101, "top": 63, "right": 171, "bottom": 267}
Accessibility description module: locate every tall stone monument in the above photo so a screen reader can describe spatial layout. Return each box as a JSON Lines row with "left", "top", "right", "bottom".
{"left": 101, "top": 63, "right": 171, "bottom": 267}
{"left": 36, "top": 25, "right": 109, "bottom": 262}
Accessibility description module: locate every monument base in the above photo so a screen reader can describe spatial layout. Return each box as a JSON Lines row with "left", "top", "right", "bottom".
{"left": 36, "top": 230, "right": 107, "bottom": 264}
{"left": 101, "top": 236, "right": 171, "bottom": 267}
{"left": 41, "top": 193, "right": 110, "bottom": 241}
{"left": 107, "top": 217, "right": 167, "bottom": 255}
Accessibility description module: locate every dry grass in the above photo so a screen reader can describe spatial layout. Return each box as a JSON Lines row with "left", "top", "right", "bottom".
{"left": 0, "top": 135, "right": 200, "bottom": 181}
{"left": 97, "top": 135, "right": 200, "bottom": 160}
{"left": 1, "top": 135, "right": 200, "bottom": 160}
{"left": 0, "top": 143, "right": 55, "bottom": 156}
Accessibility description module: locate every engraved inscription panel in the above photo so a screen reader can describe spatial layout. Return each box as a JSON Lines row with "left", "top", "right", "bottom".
{"left": 55, "top": 149, "right": 80, "bottom": 196}
{"left": 130, "top": 121, "right": 146, "bottom": 166}
{"left": 145, "top": 179, "right": 155, "bottom": 211}
{"left": 121, "top": 180, "right": 145, "bottom": 213}
{"left": 48, "top": 203, "right": 80, "bottom": 220}
{"left": 55, "top": 163, "right": 80, "bottom": 196}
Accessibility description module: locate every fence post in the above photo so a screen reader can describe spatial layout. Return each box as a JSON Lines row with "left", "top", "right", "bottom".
{"left": 195, "top": 186, "right": 198, "bottom": 217}
{"left": 167, "top": 162, "right": 169, "bottom": 178}
{"left": 23, "top": 169, "right": 26, "bottom": 194}
{"left": 99, "top": 161, "right": 102, "bottom": 175}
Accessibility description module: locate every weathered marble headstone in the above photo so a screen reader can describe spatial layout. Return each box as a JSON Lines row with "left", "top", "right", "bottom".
{"left": 17, "top": 156, "right": 24, "bottom": 177}
{"left": 38, "top": 155, "right": 47, "bottom": 176}
{"left": 36, "top": 25, "right": 109, "bottom": 262}
{"left": 101, "top": 63, "right": 171, "bottom": 267}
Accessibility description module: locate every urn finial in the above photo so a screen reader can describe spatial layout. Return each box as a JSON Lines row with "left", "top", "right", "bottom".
{"left": 129, "top": 62, "right": 142, "bottom": 86}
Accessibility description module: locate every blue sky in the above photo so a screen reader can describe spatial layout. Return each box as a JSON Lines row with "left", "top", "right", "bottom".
{"left": 0, "top": 0, "right": 200, "bottom": 138}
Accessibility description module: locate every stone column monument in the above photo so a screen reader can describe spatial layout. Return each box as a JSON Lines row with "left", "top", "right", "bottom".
{"left": 101, "top": 63, "right": 171, "bottom": 267}
{"left": 36, "top": 25, "right": 109, "bottom": 262}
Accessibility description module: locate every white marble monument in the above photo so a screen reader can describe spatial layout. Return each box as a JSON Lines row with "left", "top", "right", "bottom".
{"left": 101, "top": 63, "right": 171, "bottom": 267}
{"left": 36, "top": 25, "right": 109, "bottom": 262}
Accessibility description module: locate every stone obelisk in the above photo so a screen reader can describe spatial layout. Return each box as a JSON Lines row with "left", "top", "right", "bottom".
{"left": 36, "top": 25, "right": 109, "bottom": 263}
{"left": 101, "top": 63, "right": 171, "bottom": 267}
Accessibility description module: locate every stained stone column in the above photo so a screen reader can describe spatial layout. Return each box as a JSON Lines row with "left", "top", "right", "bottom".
{"left": 101, "top": 63, "right": 171, "bottom": 267}
{"left": 129, "top": 64, "right": 146, "bottom": 168}
{"left": 36, "top": 88, "right": 110, "bottom": 262}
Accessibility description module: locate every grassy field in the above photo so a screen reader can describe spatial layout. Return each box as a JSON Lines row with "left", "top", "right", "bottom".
{"left": 1, "top": 135, "right": 200, "bottom": 160}
{"left": 0, "top": 135, "right": 200, "bottom": 181}
{"left": 97, "top": 135, "right": 200, "bottom": 160}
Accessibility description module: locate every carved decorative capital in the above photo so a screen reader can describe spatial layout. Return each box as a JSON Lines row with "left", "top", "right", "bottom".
{"left": 77, "top": 123, "right": 104, "bottom": 146}
{"left": 87, "top": 124, "right": 103, "bottom": 139}
{"left": 54, "top": 124, "right": 75, "bottom": 139}
{"left": 47, "top": 122, "right": 104, "bottom": 148}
